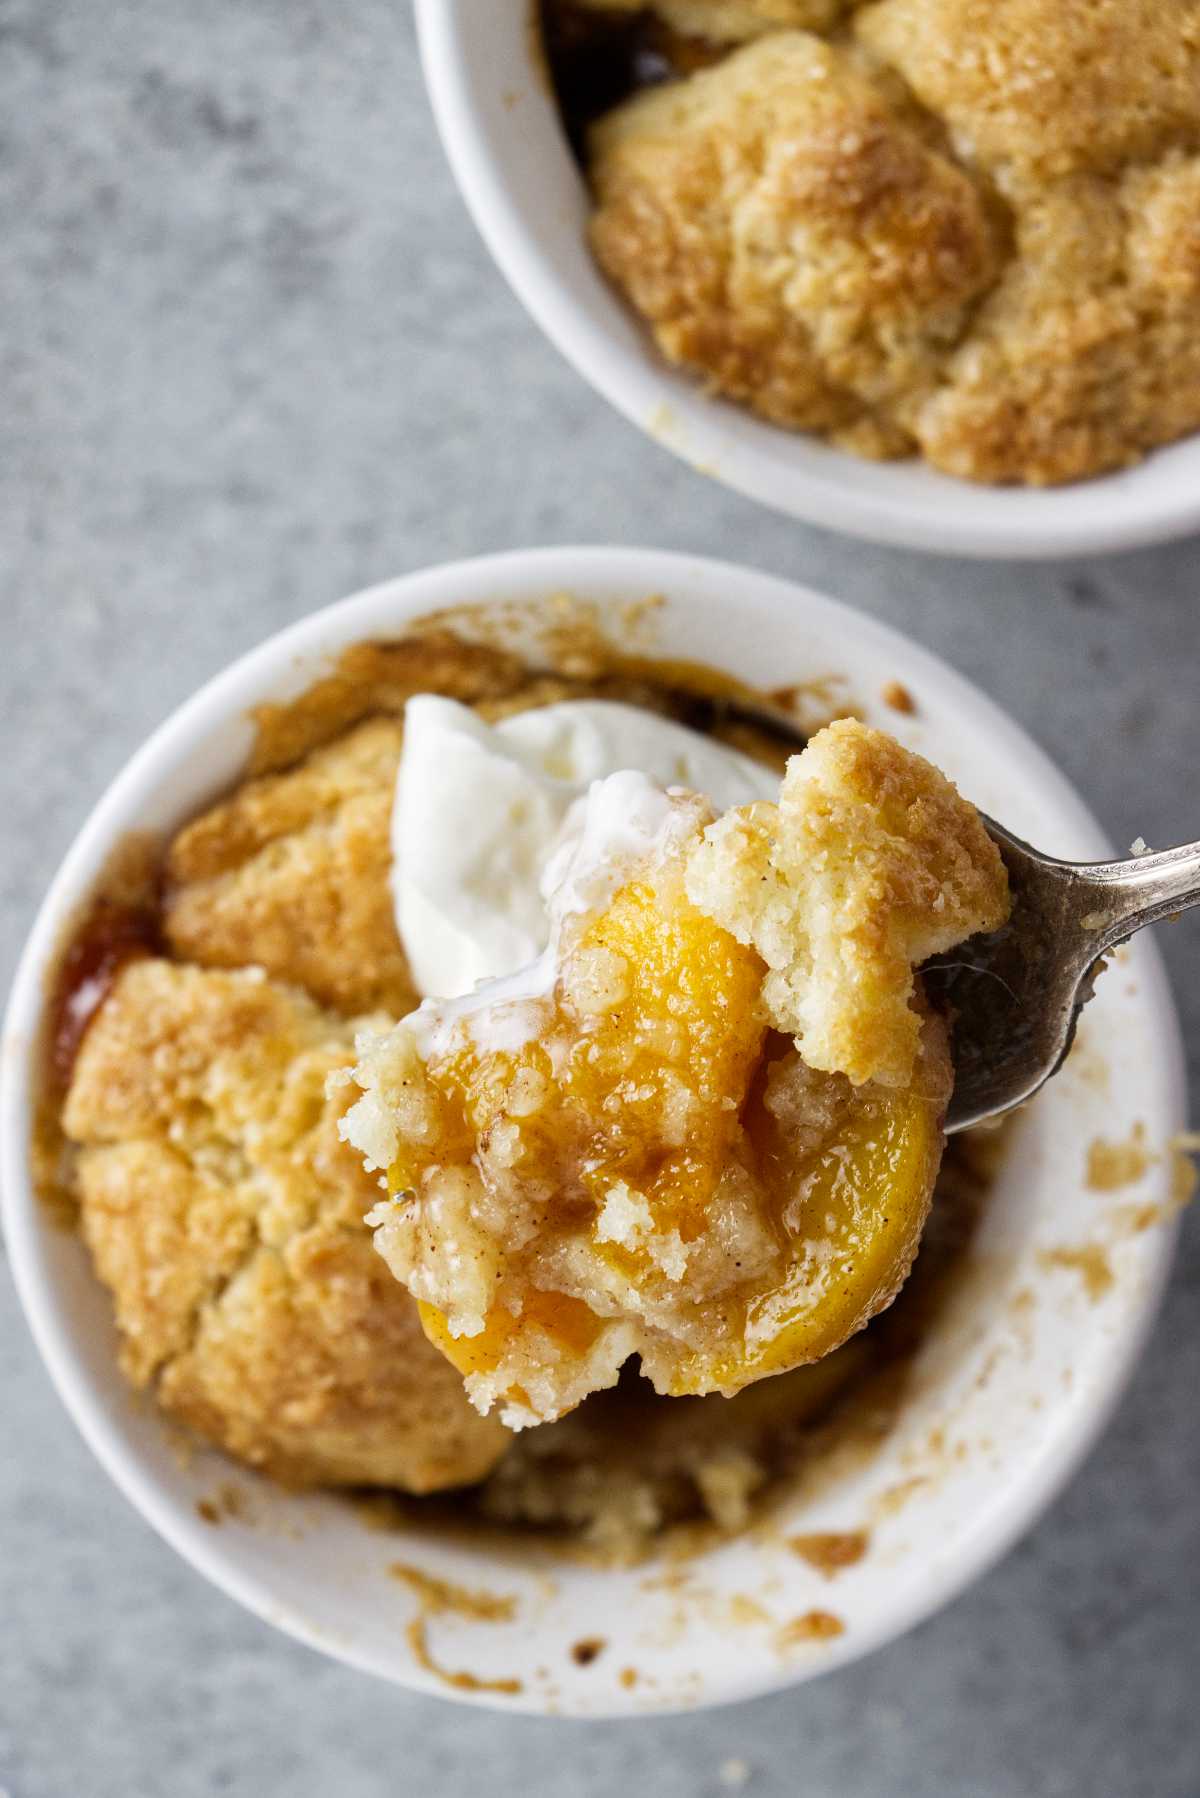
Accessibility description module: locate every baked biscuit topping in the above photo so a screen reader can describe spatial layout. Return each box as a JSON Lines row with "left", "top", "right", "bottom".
{"left": 62, "top": 958, "right": 508, "bottom": 1490}
{"left": 63, "top": 959, "right": 508, "bottom": 1490}
{"left": 164, "top": 717, "right": 416, "bottom": 1017}
{"left": 687, "top": 719, "right": 1010, "bottom": 1087}
{"left": 588, "top": 32, "right": 1001, "bottom": 448}
{"left": 914, "top": 159, "right": 1200, "bottom": 483}
{"left": 855, "top": 0, "right": 1200, "bottom": 186}
{"left": 553, "top": 0, "right": 1200, "bottom": 482}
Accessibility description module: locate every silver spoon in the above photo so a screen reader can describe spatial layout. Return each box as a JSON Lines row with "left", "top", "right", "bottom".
{"left": 926, "top": 824, "right": 1200, "bottom": 1132}
{"left": 657, "top": 683, "right": 1199, "bottom": 1133}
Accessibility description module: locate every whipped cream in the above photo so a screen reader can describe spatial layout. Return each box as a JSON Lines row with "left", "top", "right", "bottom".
{"left": 405, "top": 769, "right": 702, "bottom": 1062}
{"left": 392, "top": 695, "right": 778, "bottom": 999}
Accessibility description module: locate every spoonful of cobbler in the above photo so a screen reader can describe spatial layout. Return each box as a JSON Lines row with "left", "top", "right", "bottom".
{"left": 341, "top": 716, "right": 1197, "bottom": 1425}
{"left": 341, "top": 720, "right": 1011, "bottom": 1425}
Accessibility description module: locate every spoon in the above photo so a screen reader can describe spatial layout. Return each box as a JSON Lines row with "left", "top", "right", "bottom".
{"left": 925, "top": 824, "right": 1200, "bottom": 1132}
{"left": 656, "top": 682, "right": 1199, "bottom": 1132}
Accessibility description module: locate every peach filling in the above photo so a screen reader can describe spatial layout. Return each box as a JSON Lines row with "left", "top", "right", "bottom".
{"left": 367, "top": 859, "right": 949, "bottom": 1422}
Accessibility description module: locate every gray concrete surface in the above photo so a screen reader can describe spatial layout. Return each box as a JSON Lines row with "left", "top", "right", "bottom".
{"left": 2, "top": 3, "right": 1198, "bottom": 1794}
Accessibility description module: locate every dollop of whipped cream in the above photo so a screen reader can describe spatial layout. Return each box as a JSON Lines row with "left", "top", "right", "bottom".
{"left": 404, "top": 769, "right": 709, "bottom": 1062}
{"left": 392, "top": 695, "right": 778, "bottom": 1000}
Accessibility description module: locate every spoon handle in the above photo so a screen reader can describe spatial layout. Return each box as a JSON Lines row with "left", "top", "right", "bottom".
{"left": 1071, "top": 840, "right": 1200, "bottom": 950}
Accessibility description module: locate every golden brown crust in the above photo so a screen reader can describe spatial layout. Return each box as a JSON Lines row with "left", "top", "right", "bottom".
{"left": 912, "top": 160, "right": 1200, "bottom": 483}
{"left": 687, "top": 718, "right": 1010, "bottom": 1086}
{"left": 587, "top": 33, "right": 1001, "bottom": 439}
{"left": 163, "top": 717, "right": 418, "bottom": 1017}
{"left": 64, "top": 959, "right": 508, "bottom": 1491}
{"left": 158, "top": 1228, "right": 508, "bottom": 1491}
{"left": 77, "top": 1138, "right": 256, "bottom": 1385}
{"left": 570, "top": 0, "right": 1200, "bottom": 482}
{"left": 855, "top": 0, "right": 1200, "bottom": 184}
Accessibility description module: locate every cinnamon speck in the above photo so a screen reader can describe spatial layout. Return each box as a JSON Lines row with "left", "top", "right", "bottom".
{"left": 777, "top": 1610, "right": 845, "bottom": 1647}
{"left": 196, "top": 1483, "right": 248, "bottom": 1526}
{"left": 619, "top": 1667, "right": 639, "bottom": 1689}
{"left": 571, "top": 1636, "right": 606, "bottom": 1666}
{"left": 787, "top": 1530, "right": 869, "bottom": 1578}
{"left": 881, "top": 680, "right": 916, "bottom": 714}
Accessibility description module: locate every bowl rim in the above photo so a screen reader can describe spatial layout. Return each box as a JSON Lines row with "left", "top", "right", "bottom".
{"left": 1, "top": 545, "right": 1187, "bottom": 1712}
{"left": 415, "top": 0, "right": 1200, "bottom": 560}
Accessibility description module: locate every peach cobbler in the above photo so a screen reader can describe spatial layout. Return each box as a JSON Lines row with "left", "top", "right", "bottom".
{"left": 344, "top": 720, "right": 1006, "bottom": 1426}
{"left": 543, "top": 0, "right": 1200, "bottom": 485}
{"left": 40, "top": 616, "right": 1008, "bottom": 1556}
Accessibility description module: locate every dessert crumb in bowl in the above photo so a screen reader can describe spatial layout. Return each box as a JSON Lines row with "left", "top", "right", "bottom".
{"left": 415, "top": 2, "right": 1200, "bottom": 558}
{"left": 1, "top": 547, "right": 1186, "bottom": 1714}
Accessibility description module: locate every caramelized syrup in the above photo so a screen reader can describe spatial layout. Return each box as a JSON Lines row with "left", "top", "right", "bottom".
{"left": 48, "top": 897, "right": 161, "bottom": 1089}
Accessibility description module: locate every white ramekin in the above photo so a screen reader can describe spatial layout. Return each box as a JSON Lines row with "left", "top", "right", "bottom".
{"left": 1, "top": 547, "right": 1186, "bottom": 1714}
{"left": 415, "top": 2, "right": 1200, "bottom": 560}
